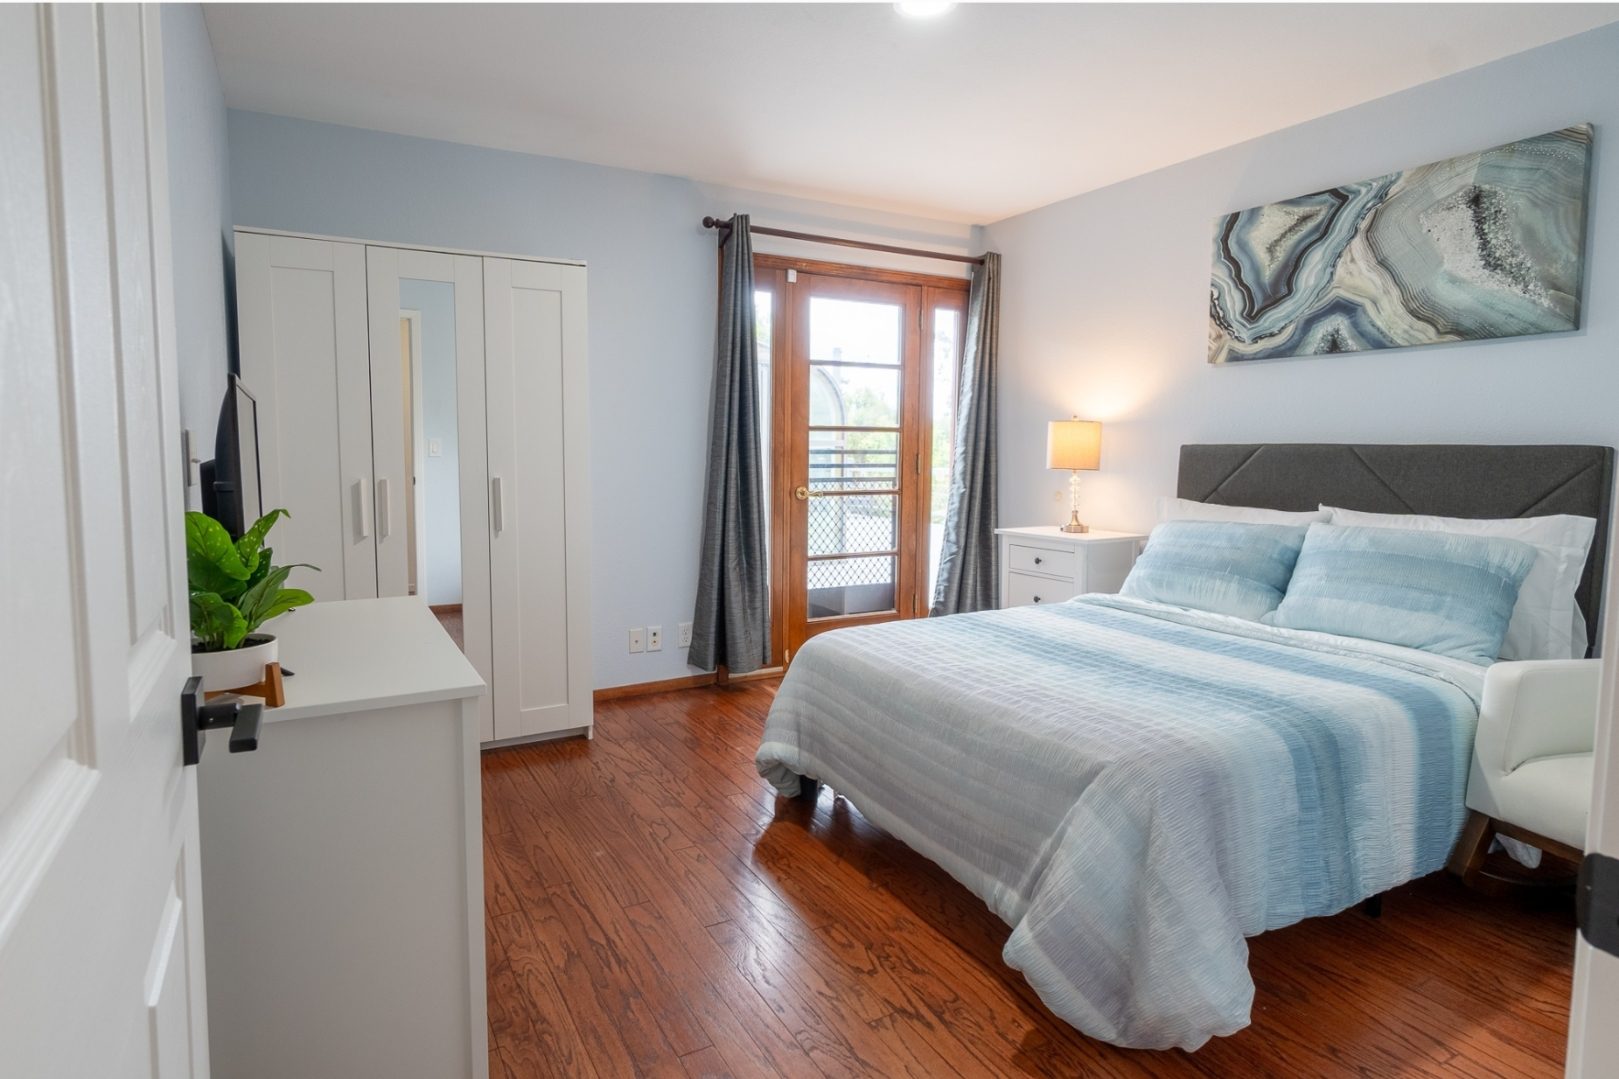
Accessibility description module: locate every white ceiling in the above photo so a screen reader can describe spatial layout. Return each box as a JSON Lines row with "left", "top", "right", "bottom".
{"left": 204, "top": 3, "right": 1619, "bottom": 224}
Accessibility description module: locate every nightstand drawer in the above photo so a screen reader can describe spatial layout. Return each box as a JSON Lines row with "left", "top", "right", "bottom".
{"left": 1006, "top": 571, "right": 1077, "bottom": 608}
{"left": 1007, "top": 543, "right": 1074, "bottom": 578}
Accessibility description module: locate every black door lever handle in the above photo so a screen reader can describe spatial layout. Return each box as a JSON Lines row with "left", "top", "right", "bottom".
{"left": 181, "top": 675, "right": 265, "bottom": 766}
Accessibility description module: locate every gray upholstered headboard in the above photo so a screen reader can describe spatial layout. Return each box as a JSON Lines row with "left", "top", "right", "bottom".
{"left": 1178, "top": 444, "right": 1616, "bottom": 653}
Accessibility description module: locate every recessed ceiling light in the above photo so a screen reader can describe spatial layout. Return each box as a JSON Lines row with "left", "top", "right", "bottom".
{"left": 895, "top": 1, "right": 955, "bottom": 19}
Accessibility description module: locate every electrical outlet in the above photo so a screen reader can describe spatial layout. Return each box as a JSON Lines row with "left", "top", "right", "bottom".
{"left": 647, "top": 625, "right": 662, "bottom": 651}
{"left": 628, "top": 627, "right": 645, "bottom": 653}
{"left": 678, "top": 621, "right": 693, "bottom": 647}
{"left": 1053, "top": 488, "right": 1065, "bottom": 503}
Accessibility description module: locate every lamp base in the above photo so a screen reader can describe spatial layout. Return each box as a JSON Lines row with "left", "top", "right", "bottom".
{"left": 1059, "top": 511, "right": 1089, "bottom": 534}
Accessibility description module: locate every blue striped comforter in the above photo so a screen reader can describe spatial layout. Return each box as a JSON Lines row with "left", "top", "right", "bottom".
{"left": 755, "top": 595, "right": 1484, "bottom": 1050}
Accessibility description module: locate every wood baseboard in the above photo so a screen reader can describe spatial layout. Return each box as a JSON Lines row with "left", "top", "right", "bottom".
{"left": 593, "top": 668, "right": 783, "bottom": 702}
{"left": 594, "top": 673, "right": 718, "bottom": 702}
{"left": 717, "top": 665, "right": 785, "bottom": 685}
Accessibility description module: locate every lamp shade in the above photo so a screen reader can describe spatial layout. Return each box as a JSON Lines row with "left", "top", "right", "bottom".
{"left": 1047, "top": 418, "right": 1102, "bottom": 471}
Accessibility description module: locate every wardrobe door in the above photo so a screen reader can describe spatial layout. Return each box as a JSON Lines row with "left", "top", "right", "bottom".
{"left": 235, "top": 231, "right": 375, "bottom": 600}
{"left": 366, "top": 247, "right": 495, "bottom": 741}
{"left": 484, "top": 258, "right": 592, "bottom": 741}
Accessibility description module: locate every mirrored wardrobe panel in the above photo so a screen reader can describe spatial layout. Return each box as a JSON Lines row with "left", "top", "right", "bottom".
{"left": 366, "top": 247, "right": 493, "bottom": 735}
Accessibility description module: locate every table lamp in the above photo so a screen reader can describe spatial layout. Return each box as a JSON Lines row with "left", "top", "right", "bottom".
{"left": 1047, "top": 418, "right": 1102, "bottom": 534}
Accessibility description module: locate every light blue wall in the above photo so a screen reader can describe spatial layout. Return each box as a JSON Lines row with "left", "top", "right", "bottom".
{"left": 985, "top": 24, "right": 1619, "bottom": 540}
{"left": 398, "top": 279, "right": 462, "bottom": 606}
{"left": 227, "top": 110, "right": 973, "bottom": 687}
{"left": 161, "top": 4, "right": 233, "bottom": 506}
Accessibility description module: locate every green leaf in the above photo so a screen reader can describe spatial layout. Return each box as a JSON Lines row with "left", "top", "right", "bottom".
{"left": 253, "top": 588, "right": 315, "bottom": 625}
{"left": 186, "top": 512, "right": 253, "bottom": 599}
{"left": 189, "top": 592, "right": 247, "bottom": 651}
{"left": 235, "top": 509, "right": 290, "bottom": 569}
{"left": 235, "top": 565, "right": 288, "bottom": 629}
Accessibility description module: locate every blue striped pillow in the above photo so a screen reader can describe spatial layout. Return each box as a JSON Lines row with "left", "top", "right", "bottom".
{"left": 1121, "top": 521, "right": 1309, "bottom": 621}
{"left": 1265, "top": 523, "right": 1536, "bottom": 665}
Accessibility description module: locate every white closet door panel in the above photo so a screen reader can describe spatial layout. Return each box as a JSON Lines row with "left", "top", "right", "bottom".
{"left": 236, "top": 232, "right": 374, "bottom": 600}
{"left": 366, "top": 247, "right": 494, "bottom": 739}
{"left": 485, "top": 259, "right": 591, "bottom": 741}
{"left": 364, "top": 245, "right": 409, "bottom": 598}
{"left": 450, "top": 256, "right": 495, "bottom": 744}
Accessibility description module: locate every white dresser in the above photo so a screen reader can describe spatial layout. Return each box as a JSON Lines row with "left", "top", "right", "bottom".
{"left": 995, "top": 526, "right": 1145, "bottom": 609}
{"left": 198, "top": 598, "right": 487, "bottom": 1079}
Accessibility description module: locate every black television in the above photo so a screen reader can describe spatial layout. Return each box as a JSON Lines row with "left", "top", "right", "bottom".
{"left": 200, "top": 375, "right": 263, "bottom": 539}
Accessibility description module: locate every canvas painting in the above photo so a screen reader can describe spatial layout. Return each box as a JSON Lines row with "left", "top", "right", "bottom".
{"left": 1208, "top": 124, "right": 1591, "bottom": 364}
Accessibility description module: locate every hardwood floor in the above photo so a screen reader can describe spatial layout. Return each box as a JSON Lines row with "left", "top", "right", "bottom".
{"left": 482, "top": 682, "right": 1577, "bottom": 1078}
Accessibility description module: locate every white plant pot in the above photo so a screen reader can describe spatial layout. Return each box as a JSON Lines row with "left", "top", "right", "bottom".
{"left": 192, "top": 634, "right": 278, "bottom": 694}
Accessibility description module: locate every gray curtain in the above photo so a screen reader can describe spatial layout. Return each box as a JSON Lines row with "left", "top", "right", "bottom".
{"left": 690, "top": 215, "right": 771, "bottom": 672}
{"left": 930, "top": 252, "right": 1001, "bottom": 616}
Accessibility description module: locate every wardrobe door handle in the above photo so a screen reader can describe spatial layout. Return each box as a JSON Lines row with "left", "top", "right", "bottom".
{"left": 491, "top": 476, "right": 505, "bottom": 535}
{"left": 353, "top": 478, "right": 372, "bottom": 540}
{"left": 376, "top": 478, "right": 391, "bottom": 540}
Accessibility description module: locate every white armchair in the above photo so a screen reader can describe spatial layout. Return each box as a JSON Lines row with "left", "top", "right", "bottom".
{"left": 1449, "top": 659, "right": 1601, "bottom": 881}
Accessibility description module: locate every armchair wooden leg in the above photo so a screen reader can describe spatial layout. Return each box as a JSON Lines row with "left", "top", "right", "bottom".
{"left": 1447, "top": 810, "right": 1495, "bottom": 885}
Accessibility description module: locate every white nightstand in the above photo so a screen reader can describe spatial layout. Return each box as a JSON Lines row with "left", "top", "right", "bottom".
{"left": 994, "top": 525, "right": 1145, "bottom": 609}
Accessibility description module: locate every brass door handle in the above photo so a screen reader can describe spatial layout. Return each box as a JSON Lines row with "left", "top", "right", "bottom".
{"left": 793, "top": 485, "right": 810, "bottom": 501}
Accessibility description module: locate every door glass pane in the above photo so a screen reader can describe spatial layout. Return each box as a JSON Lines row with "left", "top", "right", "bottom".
{"left": 809, "top": 297, "right": 901, "bottom": 365}
{"left": 809, "top": 429, "right": 898, "bottom": 492}
{"left": 399, "top": 278, "right": 464, "bottom": 652}
{"left": 928, "top": 307, "right": 962, "bottom": 599}
{"left": 807, "top": 555, "right": 895, "bottom": 618}
{"left": 808, "top": 493, "right": 897, "bottom": 556}
{"left": 809, "top": 364, "right": 900, "bottom": 428}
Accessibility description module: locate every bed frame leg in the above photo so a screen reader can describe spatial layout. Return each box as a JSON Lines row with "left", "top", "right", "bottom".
{"left": 793, "top": 776, "right": 821, "bottom": 803}
{"left": 1362, "top": 894, "right": 1383, "bottom": 919}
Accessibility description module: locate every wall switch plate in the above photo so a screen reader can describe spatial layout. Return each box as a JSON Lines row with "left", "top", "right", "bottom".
{"left": 428, "top": 438, "right": 443, "bottom": 458}
{"left": 647, "top": 625, "right": 662, "bottom": 651}
{"left": 628, "top": 627, "right": 645, "bottom": 653}
{"left": 678, "top": 622, "right": 692, "bottom": 647}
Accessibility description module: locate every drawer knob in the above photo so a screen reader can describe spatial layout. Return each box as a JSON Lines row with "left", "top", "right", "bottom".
{"left": 1033, "top": 556, "right": 1043, "bottom": 565}
{"left": 1033, "top": 595, "right": 1042, "bottom": 603}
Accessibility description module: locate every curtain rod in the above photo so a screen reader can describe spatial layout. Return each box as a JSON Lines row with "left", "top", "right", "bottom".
{"left": 701, "top": 216, "right": 984, "bottom": 266}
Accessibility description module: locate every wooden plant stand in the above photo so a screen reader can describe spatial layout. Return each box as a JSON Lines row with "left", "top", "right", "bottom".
{"left": 203, "top": 661, "right": 286, "bottom": 708}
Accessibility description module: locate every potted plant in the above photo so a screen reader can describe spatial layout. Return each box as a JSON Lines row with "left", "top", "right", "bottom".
{"left": 187, "top": 508, "right": 317, "bottom": 692}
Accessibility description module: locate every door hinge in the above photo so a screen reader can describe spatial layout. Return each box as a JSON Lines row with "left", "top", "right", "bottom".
{"left": 1578, "top": 851, "right": 1619, "bottom": 958}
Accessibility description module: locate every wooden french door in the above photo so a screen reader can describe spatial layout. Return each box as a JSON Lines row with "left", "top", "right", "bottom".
{"left": 755, "top": 257, "right": 968, "bottom": 663}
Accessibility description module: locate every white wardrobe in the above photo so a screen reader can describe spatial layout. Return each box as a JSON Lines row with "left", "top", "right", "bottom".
{"left": 234, "top": 228, "right": 592, "bottom": 744}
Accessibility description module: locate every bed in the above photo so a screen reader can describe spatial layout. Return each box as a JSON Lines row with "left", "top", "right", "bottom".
{"left": 754, "top": 443, "right": 1613, "bottom": 1051}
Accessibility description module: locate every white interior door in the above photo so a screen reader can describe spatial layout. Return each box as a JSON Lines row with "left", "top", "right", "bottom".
{"left": 484, "top": 258, "right": 592, "bottom": 742}
{"left": 1567, "top": 542, "right": 1619, "bottom": 1074}
{"left": 0, "top": 5, "right": 208, "bottom": 1075}
{"left": 366, "top": 246, "right": 495, "bottom": 740}
{"left": 236, "top": 230, "right": 374, "bottom": 601}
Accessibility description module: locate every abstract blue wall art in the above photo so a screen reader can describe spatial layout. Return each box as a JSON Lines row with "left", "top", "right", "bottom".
{"left": 1208, "top": 125, "right": 1592, "bottom": 364}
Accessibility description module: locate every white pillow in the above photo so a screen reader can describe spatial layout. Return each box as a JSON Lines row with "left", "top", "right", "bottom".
{"left": 1158, "top": 496, "right": 1329, "bottom": 526}
{"left": 1320, "top": 505, "right": 1596, "bottom": 661}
